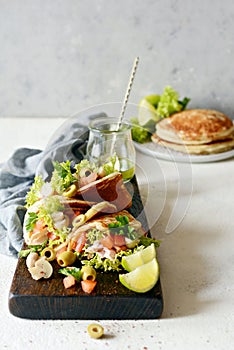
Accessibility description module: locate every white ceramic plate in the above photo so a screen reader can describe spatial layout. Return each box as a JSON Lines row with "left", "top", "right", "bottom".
{"left": 134, "top": 141, "right": 234, "bottom": 163}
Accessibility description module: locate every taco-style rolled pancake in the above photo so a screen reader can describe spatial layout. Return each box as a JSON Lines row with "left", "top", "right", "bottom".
{"left": 75, "top": 172, "right": 132, "bottom": 211}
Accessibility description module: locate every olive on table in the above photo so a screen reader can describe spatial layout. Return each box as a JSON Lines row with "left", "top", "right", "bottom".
{"left": 57, "top": 251, "right": 76, "bottom": 267}
{"left": 87, "top": 323, "right": 104, "bottom": 339}
{"left": 81, "top": 265, "right": 96, "bottom": 281}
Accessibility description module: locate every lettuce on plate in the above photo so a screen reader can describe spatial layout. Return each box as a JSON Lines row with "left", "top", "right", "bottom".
{"left": 131, "top": 86, "right": 190, "bottom": 143}
{"left": 156, "top": 86, "right": 190, "bottom": 118}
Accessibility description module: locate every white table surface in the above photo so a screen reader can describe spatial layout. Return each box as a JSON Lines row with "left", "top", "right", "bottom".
{"left": 1, "top": 117, "right": 234, "bottom": 350}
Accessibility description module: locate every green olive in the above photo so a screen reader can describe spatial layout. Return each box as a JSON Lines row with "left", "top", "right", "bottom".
{"left": 63, "top": 184, "right": 77, "bottom": 198}
{"left": 41, "top": 247, "right": 56, "bottom": 261}
{"left": 57, "top": 251, "right": 76, "bottom": 267}
{"left": 81, "top": 265, "right": 96, "bottom": 281}
{"left": 87, "top": 323, "right": 104, "bottom": 339}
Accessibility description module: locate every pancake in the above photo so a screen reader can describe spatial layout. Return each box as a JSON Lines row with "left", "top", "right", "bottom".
{"left": 156, "top": 109, "right": 234, "bottom": 145}
{"left": 152, "top": 132, "right": 234, "bottom": 155}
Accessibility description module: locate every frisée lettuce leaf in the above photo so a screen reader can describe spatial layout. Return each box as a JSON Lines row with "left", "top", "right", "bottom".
{"left": 156, "top": 86, "right": 190, "bottom": 118}
{"left": 25, "top": 175, "right": 45, "bottom": 208}
{"left": 51, "top": 160, "right": 76, "bottom": 194}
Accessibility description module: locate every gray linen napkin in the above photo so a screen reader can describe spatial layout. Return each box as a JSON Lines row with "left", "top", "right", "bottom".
{"left": 0, "top": 116, "right": 96, "bottom": 257}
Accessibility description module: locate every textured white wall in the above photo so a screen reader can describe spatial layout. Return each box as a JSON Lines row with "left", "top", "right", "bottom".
{"left": 0, "top": 0, "right": 234, "bottom": 118}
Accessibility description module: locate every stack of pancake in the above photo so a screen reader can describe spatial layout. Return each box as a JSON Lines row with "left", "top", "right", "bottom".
{"left": 152, "top": 109, "right": 234, "bottom": 155}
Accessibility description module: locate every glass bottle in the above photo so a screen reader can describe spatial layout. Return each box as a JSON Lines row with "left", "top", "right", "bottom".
{"left": 86, "top": 116, "right": 136, "bottom": 182}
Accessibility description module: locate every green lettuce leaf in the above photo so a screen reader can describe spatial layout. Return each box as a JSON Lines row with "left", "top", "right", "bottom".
{"left": 51, "top": 160, "right": 76, "bottom": 194}
{"left": 156, "top": 85, "right": 183, "bottom": 118}
{"left": 102, "top": 154, "right": 119, "bottom": 176}
{"left": 86, "top": 228, "right": 105, "bottom": 245}
{"left": 139, "top": 235, "right": 161, "bottom": 249}
{"left": 130, "top": 117, "right": 151, "bottom": 143}
{"left": 18, "top": 241, "right": 47, "bottom": 258}
{"left": 81, "top": 249, "right": 134, "bottom": 272}
{"left": 37, "top": 196, "right": 65, "bottom": 232}
{"left": 25, "top": 175, "right": 45, "bottom": 208}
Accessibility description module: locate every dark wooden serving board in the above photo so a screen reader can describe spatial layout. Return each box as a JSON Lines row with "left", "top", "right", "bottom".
{"left": 8, "top": 177, "right": 163, "bottom": 320}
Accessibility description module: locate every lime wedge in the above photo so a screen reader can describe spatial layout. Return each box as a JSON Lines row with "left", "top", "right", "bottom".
{"left": 119, "top": 258, "right": 159, "bottom": 293}
{"left": 138, "top": 98, "right": 157, "bottom": 126}
{"left": 121, "top": 243, "right": 156, "bottom": 272}
{"left": 138, "top": 98, "right": 161, "bottom": 129}
{"left": 145, "top": 94, "right": 160, "bottom": 107}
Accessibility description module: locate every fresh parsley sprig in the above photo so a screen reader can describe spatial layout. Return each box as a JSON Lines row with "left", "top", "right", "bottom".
{"left": 108, "top": 215, "right": 138, "bottom": 240}
{"left": 58, "top": 267, "right": 82, "bottom": 281}
{"left": 25, "top": 212, "right": 38, "bottom": 232}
